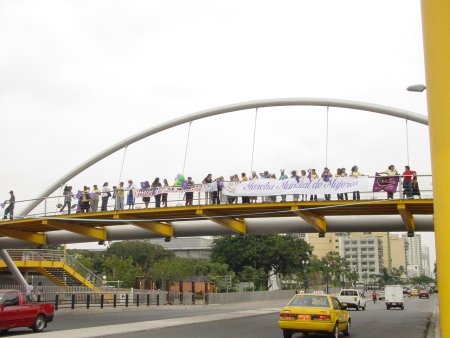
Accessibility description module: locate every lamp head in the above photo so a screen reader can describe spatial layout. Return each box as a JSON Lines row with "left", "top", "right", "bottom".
{"left": 407, "top": 84, "right": 426, "bottom": 92}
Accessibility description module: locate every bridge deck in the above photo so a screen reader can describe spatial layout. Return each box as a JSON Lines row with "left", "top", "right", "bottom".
{"left": 0, "top": 199, "right": 433, "bottom": 245}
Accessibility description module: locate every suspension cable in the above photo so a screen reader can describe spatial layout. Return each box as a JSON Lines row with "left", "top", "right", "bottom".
{"left": 405, "top": 118, "right": 410, "bottom": 165}
{"left": 250, "top": 108, "right": 258, "bottom": 173}
{"left": 118, "top": 145, "right": 128, "bottom": 184}
{"left": 182, "top": 121, "right": 192, "bottom": 174}
{"left": 325, "top": 105, "right": 329, "bottom": 167}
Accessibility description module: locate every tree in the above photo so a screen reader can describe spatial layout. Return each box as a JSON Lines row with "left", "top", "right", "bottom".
{"left": 102, "top": 255, "right": 143, "bottom": 287}
{"left": 321, "top": 251, "right": 350, "bottom": 287}
{"left": 211, "top": 235, "right": 312, "bottom": 277}
{"left": 106, "top": 240, "right": 174, "bottom": 273}
{"left": 410, "top": 275, "right": 435, "bottom": 285}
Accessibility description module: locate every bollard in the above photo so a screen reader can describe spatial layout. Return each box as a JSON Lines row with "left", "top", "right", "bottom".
{"left": 204, "top": 282, "right": 209, "bottom": 305}
{"left": 136, "top": 294, "right": 140, "bottom": 307}
{"left": 100, "top": 294, "right": 104, "bottom": 309}
{"left": 87, "top": 294, "right": 90, "bottom": 309}
{"left": 55, "top": 295, "right": 59, "bottom": 311}
{"left": 179, "top": 281, "right": 184, "bottom": 304}
{"left": 157, "top": 293, "right": 160, "bottom": 306}
{"left": 71, "top": 294, "right": 75, "bottom": 310}
{"left": 125, "top": 294, "right": 129, "bottom": 307}
{"left": 113, "top": 294, "right": 117, "bottom": 308}
{"left": 147, "top": 293, "right": 150, "bottom": 306}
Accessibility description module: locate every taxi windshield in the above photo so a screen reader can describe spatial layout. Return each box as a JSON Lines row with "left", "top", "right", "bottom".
{"left": 288, "top": 295, "right": 330, "bottom": 308}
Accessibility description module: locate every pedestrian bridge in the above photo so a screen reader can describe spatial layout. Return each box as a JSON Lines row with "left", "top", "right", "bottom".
{"left": 0, "top": 196, "right": 433, "bottom": 248}
{"left": 0, "top": 97, "right": 432, "bottom": 249}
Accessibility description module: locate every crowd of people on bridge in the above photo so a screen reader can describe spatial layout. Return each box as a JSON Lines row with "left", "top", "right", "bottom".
{"left": 1, "top": 164, "right": 421, "bottom": 219}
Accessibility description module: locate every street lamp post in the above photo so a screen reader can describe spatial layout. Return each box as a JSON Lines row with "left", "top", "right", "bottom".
{"left": 302, "top": 259, "right": 309, "bottom": 293}
{"left": 325, "top": 263, "right": 330, "bottom": 294}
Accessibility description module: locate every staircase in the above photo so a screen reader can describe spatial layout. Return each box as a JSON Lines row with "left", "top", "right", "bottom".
{"left": 0, "top": 249, "right": 103, "bottom": 290}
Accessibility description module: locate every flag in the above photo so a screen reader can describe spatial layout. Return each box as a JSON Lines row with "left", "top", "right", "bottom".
{"left": 372, "top": 173, "right": 399, "bottom": 193}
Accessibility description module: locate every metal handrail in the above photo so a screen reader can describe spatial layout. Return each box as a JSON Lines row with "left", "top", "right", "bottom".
{"left": 1, "top": 249, "right": 104, "bottom": 289}
{"left": 2, "top": 174, "right": 434, "bottom": 220}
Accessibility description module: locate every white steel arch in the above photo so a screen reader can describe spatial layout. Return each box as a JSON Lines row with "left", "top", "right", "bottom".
{"left": 21, "top": 97, "right": 428, "bottom": 216}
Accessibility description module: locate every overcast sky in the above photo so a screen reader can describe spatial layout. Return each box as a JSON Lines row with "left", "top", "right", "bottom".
{"left": 0, "top": 1, "right": 434, "bottom": 263}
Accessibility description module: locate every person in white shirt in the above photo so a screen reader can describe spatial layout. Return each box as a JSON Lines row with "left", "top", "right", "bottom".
{"left": 101, "top": 182, "right": 110, "bottom": 211}
{"left": 126, "top": 179, "right": 137, "bottom": 209}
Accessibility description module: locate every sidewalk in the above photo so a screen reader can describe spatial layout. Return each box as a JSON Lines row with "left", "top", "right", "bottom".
{"left": 427, "top": 302, "right": 440, "bottom": 338}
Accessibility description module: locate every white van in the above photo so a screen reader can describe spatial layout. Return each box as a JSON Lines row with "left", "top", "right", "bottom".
{"left": 337, "top": 289, "right": 366, "bottom": 310}
{"left": 385, "top": 285, "right": 404, "bottom": 310}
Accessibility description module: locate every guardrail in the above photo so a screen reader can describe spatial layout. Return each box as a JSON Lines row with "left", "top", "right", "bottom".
{"left": 2, "top": 175, "right": 434, "bottom": 220}
{"left": 1, "top": 249, "right": 104, "bottom": 289}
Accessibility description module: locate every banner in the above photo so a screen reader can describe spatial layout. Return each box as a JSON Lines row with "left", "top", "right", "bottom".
{"left": 372, "top": 173, "right": 399, "bottom": 193}
{"left": 221, "top": 177, "right": 368, "bottom": 197}
{"left": 134, "top": 182, "right": 218, "bottom": 198}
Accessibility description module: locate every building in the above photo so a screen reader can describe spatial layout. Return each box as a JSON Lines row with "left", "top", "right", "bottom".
{"left": 339, "top": 236, "right": 384, "bottom": 283}
{"left": 150, "top": 237, "right": 213, "bottom": 259}
{"left": 422, "top": 245, "right": 431, "bottom": 277}
{"left": 404, "top": 234, "right": 423, "bottom": 275}
{"left": 306, "top": 232, "right": 348, "bottom": 258}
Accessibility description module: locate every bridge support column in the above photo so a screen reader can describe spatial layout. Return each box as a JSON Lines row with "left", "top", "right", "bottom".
{"left": 0, "top": 249, "right": 30, "bottom": 289}
{"left": 421, "top": 1, "right": 450, "bottom": 336}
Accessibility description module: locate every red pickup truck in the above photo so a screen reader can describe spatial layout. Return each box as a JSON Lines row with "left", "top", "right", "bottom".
{"left": 0, "top": 289, "right": 54, "bottom": 334}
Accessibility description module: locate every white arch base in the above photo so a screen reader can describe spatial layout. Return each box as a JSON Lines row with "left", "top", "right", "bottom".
{"left": 0, "top": 215, "right": 433, "bottom": 249}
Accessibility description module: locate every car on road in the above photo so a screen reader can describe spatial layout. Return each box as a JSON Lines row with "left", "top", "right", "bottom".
{"left": 419, "top": 290, "right": 430, "bottom": 299}
{"left": 278, "top": 293, "right": 351, "bottom": 338}
{"left": 0, "top": 290, "right": 54, "bottom": 334}
{"left": 337, "top": 289, "right": 366, "bottom": 310}
{"left": 378, "top": 290, "right": 385, "bottom": 300}
{"left": 409, "top": 288, "right": 420, "bottom": 297}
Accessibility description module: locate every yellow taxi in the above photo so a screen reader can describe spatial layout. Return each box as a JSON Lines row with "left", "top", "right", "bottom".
{"left": 278, "top": 293, "right": 351, "bottom": 338}
{"left": 409, "top": 288, "right": 420, "bottom": 297}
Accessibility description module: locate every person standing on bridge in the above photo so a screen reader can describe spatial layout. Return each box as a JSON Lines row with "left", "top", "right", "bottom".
{"left": 402, "top": 166, "right": 415, "bottom": 199}
{"left": 117, "top": 182, "right": 125, "bottom": 210}
{"left": 279, "top": 169, "right": 288, "bottom": 202}
{"left": 101, "top": 182, "right": 110, "bottom": 211}
{"left": 184, "top": 177, "right": 194, "bottom": 206}
{"left": 2, "top": 190, "right": 15, "bottom": 220}
{"left": 126, "top": 179, "right": 136, "bottom": 209}
{"left": 350, "top": 165, "right": 363, "bottom": 200}
{"left": 202, "top": 174, "right": 213, "bottom": 205}
{"left": 152, "top": 178, "right": 162, "bottom": 208}
{"left": 91, "top": 184, "right": 101, "bottom": 212}
{"left": 308, "top": 169, "right": 318, "bottom": 201}
{"left": 60, "top": 186, "right": 74, "bottom": 214}
{"left": 321, "top": 167, "right": 332, "bottom": 201}
{"left": 80, "top": 186, "right": 91, "bottom": 213}
{"left": 379, "top": 165, "right": 399, "bottom": 199}
{"left": 291, "top": 170, "right": 300, "bottom": 202}
{"left": 340, "top": 168, "right": 349, "bottom": 200}
{"left": 161, "top": 179, "right": 169, "bottom": 207}
{"left": 300, "top": 170, "right": 308, "bottom": 201}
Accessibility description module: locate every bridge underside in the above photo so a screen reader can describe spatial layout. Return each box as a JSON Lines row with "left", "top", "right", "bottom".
{"left": 0, "top": 200, "right": 433, "bottom": 249}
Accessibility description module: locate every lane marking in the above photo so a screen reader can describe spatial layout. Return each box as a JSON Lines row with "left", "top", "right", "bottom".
{"left": 20, "top": 308, "right": 280, "bottom": 337}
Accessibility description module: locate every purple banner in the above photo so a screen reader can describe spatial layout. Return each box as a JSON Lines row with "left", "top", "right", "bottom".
{"left": 372, "top": 173, "right": 399, "bottom": 193}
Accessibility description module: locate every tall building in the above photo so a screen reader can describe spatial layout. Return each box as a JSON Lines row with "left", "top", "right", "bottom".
{"left": 339, "top": 236, "right": 384, "bottom": 283}
{"left": 306, "top": 232, "right": 348, "bottom": 258}
{"left": 404, "top": 234, "right": 423, "bottom": 276}
{"left": 422, "top": 245, "right": 431, "bottom": 277}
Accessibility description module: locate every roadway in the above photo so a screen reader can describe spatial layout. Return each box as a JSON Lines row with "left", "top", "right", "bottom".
{"left": 9, "top": 294, "right": 438, "bottom": 338}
